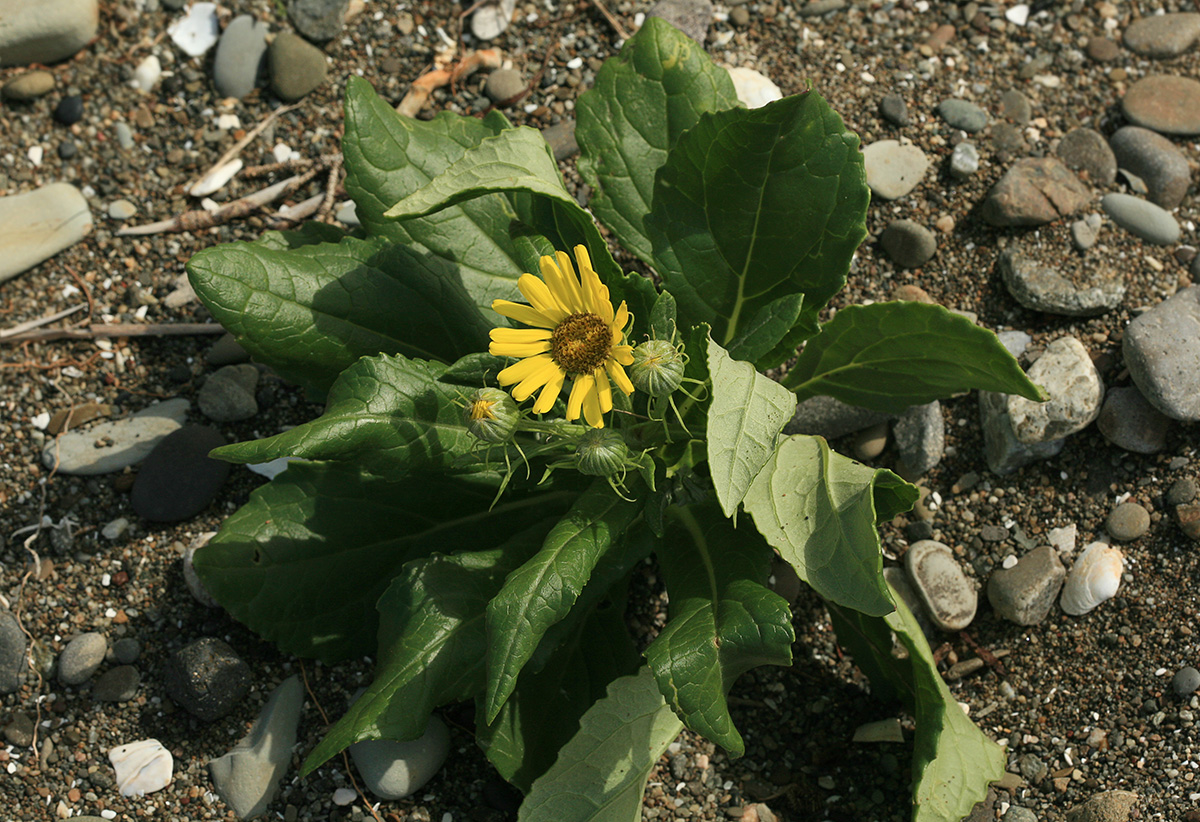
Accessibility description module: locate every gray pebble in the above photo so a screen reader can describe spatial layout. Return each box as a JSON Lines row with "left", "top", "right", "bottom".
{"left": 1003, "top": 808, "right": 1038, "bottom": 822}
{"left": 198, "top": 363, "right": 260, "bottom": 422}
{"left": 1172, "top": 666, "right": 1200, "bottom": 696}
{"left": 894, "top": 400, "right": 944, "bottom": 475}
{"left": 92, "top": 665, "right": 140, "bottom": 702}
{"left": 998, "top": 89, "right": 1032, "bottom": 124}
{"left": 113, "top": 637, "right": 141, "bottom": 665}
{"left": 213, "top": 15, "right": 269, "bottom": 100}
{"left": 1096, "top": 385, "right": 1171, "bottom": 454}
{"left": 862, "top": 139, "right": 929, "bottom": 200}
{"left": 1109, "top": 126, "right": 1191, "bottom": 209}
{"left": 937, "top": 98, "right": 988, "bottom": 133}
{"left": 1123, "top": 286, "right": 1200, "bottom": 420}
{"left": 948, "top": 141, "right": 980, "bottom": 180}
{"left": 878, "top": 93, "right": 908, "bottom": 126}
{"left": 268, "top": 33, "right": 328, "bottom": 102}
{"left": 1056, "top": 128, "right": 1117, "bottom": 186}
{"left": 1106, "top": 502, "right": 1150, "bottom": 541}
{"left": 164, "top": 637, "right": 251, "bottom": 721}
{"left": 115, "top": 122, "right": 134, "bottom": 150}
{"left": 0, "top": 611, "right": 26, "bottom": 694}
{"left": 1101, "top": 193, "right": 1180, "bottom": 246}
{"left": 784, "top": 394, "right": 892, "bottom": 440}
{"left": 287, "top": 0, "right": 348, "bottom": 42}
{"left": 59, "top": 632, "right": 107, "bottom": 686}
{"left": 542, "top": 119, "right": 578, "bottom": 162}
{"left": 1007, "top": 336, "right": 1104, "bottom": 443}
{"left": 797, "top": 0, "right": 846, "bottom": 15}
{"left": 485, "top": 69, "right": 525, "bottom": 103}
{"left": 107, "top": 199, "right": 137, "bottom": 221}
{"left": 987, "top": 545, "right": 1066, "bottom": 626}
{"left": 998, "top": 249, "right": 1124, "bottom": 317}
{"left": 646, "top": 0, "right": 712, "bottom": 44}
{"left": 44, "top": 397, "right": 189, "bottom": 476}
{"left": 1018, "top": 752, "right": 1048, "bottom": 782}
{"left": 4, "top": 712, "right": 34, "bottom": 747}
{"left": 980, "top": 390, "right": 1066, "bottom": 476}
{"left": 1167, "top": 478, "right": 1198, "bottom": 507}
{"left": 879, "top": 219, "right": 936, "bottom": 269}
{"left": 205, "top": 333, "right": 250, "bottom": 367}
{"left": 351, "top": 715, "right": 451, "bottom": 799}
{"left": 730, "top": 6, "right": 750, "bottom": 26}
{"left": 1070, "top": 214, "right": 1102, "bottom": 251}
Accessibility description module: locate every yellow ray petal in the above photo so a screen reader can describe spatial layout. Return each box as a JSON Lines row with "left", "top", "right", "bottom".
{"left": 555, "top": 250, "right": 588, "bottom": 312}
{"left": 490, "top": 340, "right": 551, "bottom": 358}
{"left": 497, "top": 353, "right": 554, "bottom": 386}
{"left": 539, "top": 256, "right": 582, "bottom": 314}
{"left": 613, "top": 301, "right": 630, "bottom": 334}
{"left": 594, "top": 367, "right": 613, "bottom": 413}
{"left": 611, "top": 344, "right": 635, "bottom": 366}
{"left": 566, "top": 373, "right": 594, "bottom": 421}
{"left": 582, "top": 387, "right": 604, "bottom": 428}
{"left": 490, "top": 327, "right": 552, "bottom": 343}
{"left": 512, "top": 358, "right": 561, "bottom": 401}
{"left": 517, "top": 274, "right": 568, "bottom": 320}
{"left": 492, "top": 300, "right": 557, "bottom": 329}
{"left": 607, "top": 360, "right": 634, "bottom": 395}
{"left": 532, "top": 369, "right": 566, "bottom": 414}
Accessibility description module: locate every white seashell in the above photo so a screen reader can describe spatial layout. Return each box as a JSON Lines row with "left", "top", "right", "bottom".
{"left": 109, "top": 739, "right": 173, "bottom": 796}
{"left": 1060, "top": 542, "right": 1123, "bottom": 616}
{"left": 190, "top": 159, "right": 243, "bottom": 198}
{"left": 247, "top": 457, "right": 297, "bottom": 480}
{"left": 725, "top": 67, "right": 783, "bottom": 110}
{"left": 131, "top": 55, "right": 161, "bottom": 92}
{"left": 169, "top": 3, "right": 220, "bottom": 57}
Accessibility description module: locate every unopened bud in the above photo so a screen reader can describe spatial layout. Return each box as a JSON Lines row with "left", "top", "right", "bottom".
{"left": 629, "top": 339, "right": 685, "bottom": 397}
{"left": 465, "top": 388, "right": 519, "bottom": 443}
{"left": 574, "top": 428, "right": 629, "bottom": 477}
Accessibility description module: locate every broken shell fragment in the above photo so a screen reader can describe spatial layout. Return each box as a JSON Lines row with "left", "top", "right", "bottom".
{"left": 109, "top": 738, "right": 173, "bottom": 796}
{"left": 1060, "top": 542, "right": 1124, "bottom": 616}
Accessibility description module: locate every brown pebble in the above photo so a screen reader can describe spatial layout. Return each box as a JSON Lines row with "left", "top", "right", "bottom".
{"left": 1086, "top": 36, "right": 1120, "bottom": 62}
{"left": 891, "top": 283, "right": 935, "bottom": 303}
{"left": 923, "top": 23, "right": 955, "bottom": 54}
{"left": 934, "top": 214, "right": 955, "bottom": 233}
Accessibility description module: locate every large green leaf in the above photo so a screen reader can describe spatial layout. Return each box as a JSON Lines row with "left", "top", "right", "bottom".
{"left": 485, "top": 482, "right": 640, "bottom": 722}
{"left": 644, "top": 505, "right": 793, "bottom": 755}
{"left": 726, "top": 292, "right": 814, "bottom": 369}
{"left": 518, "top": 667, "right": 684, "bottom": 822}
{"left": 301, "top": 526, "right": 552, "bottom": 776}
{"left": 646, "top": 91, "right": 868, "bottom": 349}
{"left": 828, "top": 591, "right": 1006, "bottom": 822}
{"left": 782, "top": 301, "right": 1049, "bottom": 411}
{"left": 187, "top": 235, "right": 491, "bottom": 397}
{"left": 705, "top": 337, "right": 796, "bottom": 517}
{"left": 576, "top": 16, "right": 741, "bottom": 265}
{"left": 193, "top": 461, "right": 567, "bottom": 662}
{"left": 210, "top": 353, "right": 482, "bottom": 475}
{"left": 342, "top": 76, "right": 524, "bottom": 317}
{"left": 742, "top": 435, "right": 917, "bottom": 616}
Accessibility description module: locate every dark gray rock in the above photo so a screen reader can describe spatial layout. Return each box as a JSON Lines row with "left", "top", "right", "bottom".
{"left": 198, "top": 364, "right": 259, "bottom": 423}
{"left": 1097, "top": 385, "right": 1171, "bottom": 454}
{"left": 1172, "top": 666, "right": 1200, "bottom": 696}
{"left": 1102, "top": 193, "right": 1180, "bottom": 245}
{"left": 987, "top": 545, "right": 1066, "bottom": 626}
{"left": 205, "top": 333, "right": 250, "bottom": 366}
{"left": 878, "top": 93, "right": 908, "bottom": 126}
{"left": 59, "top": 632, "right": 107, "bottom": 685}
{"left": 1124, "top": 287, "right": 1200, "bottom": 421}
{"left": 982, "top": 158, "right": 1090, "bottom": 227}
{"left": 93, "top": 665, "right": 140, "bottom": 702}
{"left": 937, "top": 98, "right": 988, "bottom": 132}
{"left": 113, "top": 637, "right": 141, "bottom": 665}
{"left": 0, "top": 610, "right": 26, "bottom": 694}
{"left": 980, "top": 390, "right": 1066, "bottom": 476}
{"left": 213, "top": 16, "right": 269, "bottom": 99}
{"left": 998, "top": 250, "right": 1124, "bottom": 317}
{"left": 1109, "top": 126, "right": 1191, "bottom": 209}
{"left": 784, "top": 395, "right": 892, "bottom": 440}
{"left": 287, "top": 0, "right": 348, "bottom": 42}
{"left": 165, "top": 638, "right": 251, "bottom": 722}
{"left": 1055, "top": 128, "right": 1117, "bottom": 186}
{"left": 894, "top": 401, "right": 944, "bottom": 475}
{"left": 542, "top": 119, "right": 578, "bottom": 162}
{"left": 647, "top": 0, "right": 713, "bottom": 44}
{"left": 131, "top": 426, "right": 230, "bottom": 522}
{"left": 879, "top": 219, "right": 936, "bottom": 269}
{"left": 4, "top": 712, "right": 33, "bottom": 747}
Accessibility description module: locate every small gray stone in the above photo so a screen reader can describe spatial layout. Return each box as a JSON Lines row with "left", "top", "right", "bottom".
{"left": 1123, "top": 287, "right": 1200, "bottom": 421}
{"left": 980, "top": 390, "right": 1066, "bottom": 476}
{"left": 998, "top": 89, "right": 1032, "bottom": 124}
{"left": 784, "top": 395, "right": 892, "bottom": 440}
{"left": 113, "top": 638, "right": 141, "bottom": 665}
{"left": 165, "top": 638, "right": 251, "bottom": 722}
{"left": 1018, "top": 753, "right": 1048, "bottom": 783}
{"left": 1007, "top": 336, "right": 1103, "bottom": 444}
{"left": 1101, "top": 193, "right": 1180, "bottom": 246}
{"left": 210, "top": 676, "right": 305, "bottom": 818}
{"left": 987, "top": 545, "right": 1066, "bottom": 626}
{"left": 4, "top": 712, "right": 34, "bottom": 747}
{"left": 2, "top": 70, "right": 55, "bottom": 101}
{"left": 268, "top": 32, "right": 328, "bottom": 102}
{"left": 894, "top": 401, "right": 944, "bottom": 476}
{"left": 93, "top": 665, "right": 140, "bottom": 702}
{"left": 878, "top": 93, "right": 908, "bottom": 126}
{"left": 471, "top": 0, "right": 517, "bottom": 40}
{"left": 484, "top": 68, "right": 525, "bottom": 103}
{"left": 1070, "top": 214, "right": 1102, "bottom": 251}
{"left": 1168, "top": 478, "right": 1198, "bottom": 507}
{"left": 1106, "top": 502, "right": 1150, "bottom": 542}
{"left": 879, "top": 220, "right": 936, "bottom": 269}
{"left": 542, "top": 119, "right": 578, "bottom": 162}
{"left": 1096, "top": 385, "right": 1171, "bottom": 454}
{"left": 1172, "top": 666, "right": 1200, "bottom": 696}
{"left": 59, "top": 632, "right": 107, "bottom": 686}
{"left": 948, "top": 141, "right": 980, "bottom": 180}
{"left": 213, "top": 15, "right": 269, "bottom": 99}
{"left": 990, "top": 123, "right": 1027, "bottom": 156}
{"left": 107, "top": 199, "right": 137, "bottom": 221}
{"left": 1064, "top": 790, "right": 1138, "bottom": 822}
{"left": 115, "top": 122, "right": 134, "bottom": 150}
{"left": 862, "top": 139, "right": 929, "bottom": 200}
{"left": 1003, "top": 808, "right": 1038, "bottom": 822}
{"left": 287, "top": 0, "right": 348, "bottom": 42}
{"left": 205, "top": 333, "right": 250, "bottom": 366}
{"left": 998, "top": 249, "right": 1124, "bottom": 317}
{"left": 884, "top": 566, "right": 938, "bottom": 640}
{"left": 1086, "top": 36, "right": 1120, "bottom": 62}
{"left": 351, "top": 715, "right": 451, "bottom": 799}
{"left": 982, "top": 158, "right": 1090, "bottom": 227}
{"left": 1122, "top": 75, "right": 1200, "bottom": 136}
{"left": 937, "top": 98, "right": 988, "bottom": 133}
{"left": 1123, "top": 13, "right": 1200, "bottom": 59}
{"left": 0, "top": 610, "right": 26, "bottom": 694}
{"left": 997, "top": 330, "right": 1031, "bottom": 360}
{"left": 198, "top": 364, "right": 260, "bottom": 423}
{"left": 796, "top": 0, "right": 846, "bottom": 15}
{"left": 1108, "top": 126, "right": 1191, "bottom": 210}
{"left": 0, "top": 183, "right": 93, "bottom": 285}
{"left": 0, "top": 0, "right": 99, "bottom": 67}
{"left": 904, "top": 540, "right": 977, "bottom": 631}
{"left": 44, "top": 398, "right": 189, "bottom": 476}
{"left": 1055, "top": 128, "right": 1117, "bottom": 186}
{"left": 131, "top": 426, "right": 230, "bottom": 522}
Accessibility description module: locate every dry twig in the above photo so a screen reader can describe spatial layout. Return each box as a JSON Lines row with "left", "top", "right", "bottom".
{"left": 1, "top": 322, "right": 226, "bottom": 346}
{"left": 397, "top": 49, "right": 503, "bottom": 117}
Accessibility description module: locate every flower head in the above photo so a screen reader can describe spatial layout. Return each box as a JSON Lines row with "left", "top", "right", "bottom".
{"left": 489, "top": 245, "right": 635, "bottom": 428}
{"left": 463, "top": 387, "right": 519, "bottom": 443}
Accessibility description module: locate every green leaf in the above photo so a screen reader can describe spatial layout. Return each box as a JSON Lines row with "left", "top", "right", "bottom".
{"left": 647, "top": 91, "right": 868, "bottom": 348}
{"left": 828, "top": 591, "right": 1006, "bottom": 822}
{"left": 342, "top": 76, "right": 525, "bottom": 318}
{"left": 210, "top": 354, "right": 483, "bottom": 476}
{"left": 438, "top": 352, "right": 510, "bottom": 387}
{"left": 193, "top": 461, "right": 567, "bottom": 662}
{"left": 706, "top": 336, "right": 796, "bottom": 518}
{"left": 187, "top": 235, "right": 492, "bottom": 398}
{"left": 485, "top": 481, "right": 641, "bottom": 723}
{"left": 649, "top": 290, "right": 677, "bottom": 340}
{"left": 253, "top": 221, "right": 348, "bottom": 251}
{"left": 518, "top": 667, "right": 684, "bottom": 822}
{"left": 742, "top": 434, "right": 918, "bottom": 616}
{"left": 644, "top": 505, "right": 793, "bottom": 755}
{"left": 301, "top": 525, "right": 552, "bottom": 776}
{"left": 726, "top": 292, "right": 814, "bottom": 369}
{"left": 576, "top": 16, "right": 741, "bottom": 266}
{"left": 782, "top": 302, "right": 1049, "bottom": 411}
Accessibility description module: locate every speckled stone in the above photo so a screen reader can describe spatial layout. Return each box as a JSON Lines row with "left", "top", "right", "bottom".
{"left": 982, "top": 158, "right": 1091, "bottom": 227}
{"left": 1007, "top": 337, "right": 1104, "bottom": 444}
{"left": 987, "top": 545, "right": 1066, "bottom": 626}
{"left": 980, "top": 390, "right": 1066, "bottom": 476}
{"left": 862, "top": 139, "right": 929, "bottom": 200}
{"left": 1096, "top": 386, "right": 1171, "bottom": 454}
{"left": 1122, "top": 75, "right": 1200, "bottom": 136}
{"left": 1055, "top": 128, "right": 1117, "bottom": 186}
{"left": 1106, "top": 502, "right": 1150, "bottom": 542}
{"left": 937, "top": 98, "right": 988, "bottom": 132}
{"left": 1123, "top": 287, "right": 1200, "bottom": 421}
{"left": 1063, "top": 790, "right": 1138, "bottom": 822}
{"left": 164, "top": 638, "right": 251, "bottom": 721}
{"left": 998, "top": 250, "right": 1124, "bottom": 317}
{"left": 904, "top": 540, "right": 977, "bottom": 632}
{"left": 1123, "top": 13, "right": 1200, "bottom": 58}
{"left": 879, "top": 219, "right": 936, "bottom": 269}
{"left": 894, "top": 400, "right": 944, "bottom": 476}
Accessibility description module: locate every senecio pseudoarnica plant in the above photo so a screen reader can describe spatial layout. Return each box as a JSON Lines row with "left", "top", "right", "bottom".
{"left": 186, "top": 19, "right": 1046, "bottom": 822}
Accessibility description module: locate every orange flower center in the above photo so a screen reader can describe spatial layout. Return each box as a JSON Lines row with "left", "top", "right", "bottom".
{"left": 551, "top": 312, "right": 612, "bottom": 375}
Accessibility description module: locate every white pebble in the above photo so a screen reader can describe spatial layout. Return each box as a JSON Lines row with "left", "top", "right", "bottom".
{"left": 109, "top": 739, "right": 173, "bottom": 796}
{"left": 332, "top": 787, "right": 357, "bottom": 806}
{"left": 169, "top": 2, "right": 220, "bottom": 57}
{"left": 31, "top": 412, "right": 50, "bottom": 430}
{"left": 28, "top": 146, "right": 43, "bottom": 166}
{"left": 566, "top": 56, "right": 583, "bottom": 70}
{"left": 101, "top": 812, "right": 117, "bottom": 820}
{"left": 190, "top": 158, "right": 243, "bottom": 197}
{"left": 102, "top": 518, "right": 129, "bottom": 540}
{"left": 130, "top": 55, "right": 161, "bottom": 92}
{"left": 1005, "top": 4, "right": 1030, "bottom": 25}
{"left": 216, "top": 113, "right": 240, "bottom": 131}
{"left": 273, "top": 142, "right": 295, "bottom": 163}
{"left": 1002, "top": 555, "right": 1018, "bottom": 570}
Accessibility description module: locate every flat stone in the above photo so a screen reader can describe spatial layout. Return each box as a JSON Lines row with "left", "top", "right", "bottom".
{"left": 198, "top": 364, "right": 259, "bottom": 422}
{"left": 0, "top": 183, "right": 93, "bottom": 284}
{"left": 1086, "top": 36, "right": 1120, "bottom": 62}
{"left": 210, "top": 676, "right": 305, "bottom": 818}
{"left": 1007, "top": 337, "right": 1103, "bottom": 444}
{"left": 2, "top": 70, "right": 55, "bottom": 101}
{"left": 164, "top": 638, "right": 251, "bottom": 722}
{"left": 351, "top": 715, "right": 451, "bottom": 799}
{"left": 1168, "top": 478, "right": 1198, "bottom": 506}
{"left": 998, "top": 249, "right": 1124, "bottom": 317}
{"left": 1108, "top": 126, "right": 1191, "bottom": 209}
{"left": 471, "top": 0, "right": 517, "bottom": 40}
{"left": 131, "top": 426, "right": 230, "bottom": 522}
{"left": 878, "top": 93, "right": 908, "bottom": 126}
{"left": 113, "top": 638, "right": 141, "bottom": 665}
{"left": 862, "top": 139, "right": 929, "bottom": 200}
{"left": 0, "top": 0, "right": 99, "bottom": 66}
{"left": 205, "top": 333, "right": 250, "bottom": 366}
{"left": 542, "top": 119, "right": 578, "bottom": 162}
{"left": 1122, "top": 75, "right": 1200, "bottom": 136}
{"left": 1123, "top": 287, "right": 1200, "bottom": 421}
{"left": 59, "top": 632, "right": 107, "bottom": 685}
{"left": 784, "top": 394, "right": 892, "bottom": 440}
{"left": 797, "top": 0, "right": 846, "bottom": 15}
{"left": 45, "top": 398, "right": 188, "bottom": 476}
{"left": 982, "top": 158, "right": 1090, "bottom": 227}
{"left": 287, "top": 0, "right": 348, "bottom": 41}
{"left": 979, "top": 390, "right": 1066, "bottom": 476}
{"left": 998, "top": 89, "right": 1032, "bottom": 124}
{"left": 904, "top": 540, "right": 977, "bottom": 631}
{"left": 93, "top": 665, "right": 140, "bottom": 702}
{"left": 1064, "top": 791, "right": 1138, "bottom": 822}
{"left": 212, "top": 15, "right": 268, "bottom": 99}
{"left": 109, "top": 739, "right": 173, "bottom": 796}
{"left": 1123, "top": 12, "right": 1200, "bottom": 58}
{"left": 0, "top": 610, "right": 27, "bottom": 694}
{"left": 1055, "top": 128, "right": 1117, "bottom": 186}
{"left": 879, "top": 219, "right": 936, "bottom": 269}
{"left": 949, "top": 141, "right": 980, "bottom": 180}
{"left": 1096, "top": 385, "right": 1171, "bottom": 454}
{"left": 1101, "top": 193, "right": 1180, "bottom": 245}
{"left": 937, "top": 98, "right": 988, "bottom": 132}
{"left": 987, "top": 545, "right": 1066, "bottom": 626}
{"left": 894, "top": 400, "right": 944, "bottom": 476}
{"left": 5, "top": 712, "right": 34, "bottom": 746}
{"left": 268, "top": 32, "right": 327, "bottom": 102}
{"left": 1070, "top": 214, "right": 1102, "bottom": 251}
{"left": 484, "top": 68, "right": 525, "bottom": 103}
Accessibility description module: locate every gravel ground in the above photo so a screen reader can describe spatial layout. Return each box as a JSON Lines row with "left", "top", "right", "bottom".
{"left": 2, "top": 1, "right": 1199, "bottom": 821}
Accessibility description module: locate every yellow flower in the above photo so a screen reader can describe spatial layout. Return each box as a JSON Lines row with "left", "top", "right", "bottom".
{"left": 489, "top": 245, "right": 635, "bottom": 428}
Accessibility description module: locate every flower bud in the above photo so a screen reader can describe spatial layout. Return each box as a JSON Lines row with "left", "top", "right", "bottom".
{"left": 465, "top": 388, "right": 519, "bottom": 443}
{"left": 629, "top": 339, "right": 685, "bottom": 397}
{"left": 574, "top": 429, "right": 629, "bottom": 477}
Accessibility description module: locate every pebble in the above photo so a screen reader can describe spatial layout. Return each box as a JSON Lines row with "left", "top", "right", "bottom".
{"left": 0, "top": 0, "right": 99, "bottom": 67}
{"left": 269, "top": 32, "right": 328, "bottom": 102}
{"left": 115, "top": 122, "right": 134, "bottom": 150}
{"left": 1172, "top": 666, "right": 1200, "bottom": 696}
{"left": 1055, "top": 128, "right": 1117, "bottom": 187}
{"left": 183, "top": 532, "right": 221, "bottom": 608}
{"left": 1070, "top": 214, "right": 1102, "bottom": 251}
{"left": 2, "top": 70, "right": 55, "bottom": 101}
{"left": 1108, "top": 126, "right": 1190, "bottom": 210}
{"left": 205, "top": 333, "right": 251, "bottom": 366}
{"left": 107, "top": 199, "right": 137, "bottom": 220}
{"left": 730, "top": 6, "right": 750, "bottom": 27}
{"left": 57, "top": 140, "right": 77, "bottom": 160}
{"left": 948, "top": 141, "right": 980, "bottom": 180}
{"left": 164, "top": 638, "right": 251, "bottom": 721}
{"left": 879, "top": 219, "right": 936, "bottom": 269}
{"left": 53, "top": 94, "right": 83, "bottom": 125}
{"left": 1086, "top": 36, "right": 1120, "bottom": 62}
{"left": 130, "top": 55, "right": 161, "bottom": 92}
{"left": 101, "top": 517, "right": 129, "bottom": 539}
{"left": 998, "top": 89, "right": 1032, "bottom": 124}
{"left": 109, "top": 739, "right": 172, "bottom": 796}
{"left": 1007, "top": 337, "right": 1103, "bottom": 444}
{"left": 904, "top": 540, "right": 977, "bottom": 631}
{"left": 998, "top": 249, "right": 1124, "bottom": 317}
{"left": 213, "top": 15, "right": 269, "bottom": 99}
{"left": 0, "top": 610, "right": 26, "bottom": 694}
{"left": 0, "top": 183, "right": 94, "bottom": 285}
{"left": 93, "top": 665, "right": 140, "bottom": 702}
{"left": 997, "top": 330, "right": 1031, "bottom": 360}
{"left": 542, "top": 118, "right": 578, "bottom": 162}
{"left": 862, "top": 139, "right": 929, "bottom": 200}
{"left": 851, "top": 421, "right": 888, "bottom": 461}
{"left": 198, "top": 363, "right": 260, "bottom": 422}
{"left": 58, "top": 632, "right": 107, "bottom": 686}
{"left": 726, "top": 66, "right": 781, "bottom": 109}
{"left": 893, "top": 400, "right": 944, "bottom": 475}
{"left": 209, "top": 676, "right": 304, "bottom": 817}
{"left": 471, "top": 0, "right": 516, "bottom": 40}
{"left": 351, "top": 715, "right": 451, "bottom": 799}
{"left": 981, "top": 158, "right": 1090, "bottom": 227}
{"left": 979, "top": 390, "right": 1066, "bottom": 476}
{"left": 1005, "top": 807, "right": 1038, "bottom": 822}
{"left": 937, "top": 98, "right": 988, "bottom": 133}
{"left": 987, "top": 545, "right": 1066, "bottom": 626}
{"left": 1106, "top": 502, "right": 1150, "bottom": 542}
{"left": 1122, "top": 75, "right": 1200, "bottom": 136}
{"left": 168, "top": 2, "right": 219, "bottom": 56}
{"left": 44, "top": 398, "right": 189, "bottom": 476}
{"left": 797, "top": 0, "right": 846, "bottom": 15}
{"left": 131, "top": 426, "right": 230, "bottom": 522}
{"left": 287, "top": 0, "right": 347, "bottom": 42}
{"left": 1179, "top": 504, "right": 1200, "bottom": 542}
{"left": 4, "top": 711, "right": 34, "bottom": 746}
{"left": 1124, "top": 287, "right": 1200, "bottom": 422}
{"left": 784, "top": 394, "right": 891, "bottom": 440}
{"left": 113, "top": 637, "right": 141, "bottom": 665}
{"left": 1168, "top": 478, "right": 1198, "bottom": 507}
{"left": 1122, "top": 12, "right": 1200, "bottom": 58}
{"left": 1063, "top": 790, "right": 1138, "bottom": 822}
{"left": 1096, "top": 386, "right": 1171, "bottom": 454}
{"left": 878, "top": 93, "right": 908, "bottom": 126}
{"left": 1101, "top": 193, "right": 1180, "bottom": 246}
{"left": 485, "top": 68, "right": 525, "bottom": 103}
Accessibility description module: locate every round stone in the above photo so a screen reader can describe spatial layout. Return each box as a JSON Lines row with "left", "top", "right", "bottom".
{"left": 54, "top": 95, "right": 83, "bottom": 125}
{"left": 1007, "top": 336, "right": 1103, "bottom": 444}
{"left": 107, "top": 199, "right": 137, "bottom": 220}
{"left": 484, "top": 68, "right": 525, "bottom": 103}
{"left": 862, "top": 139, "right": 929, "bottom": 200}
{"left": 1086, "top": 36, "right": 1120, "bottom": 62}
{"left": 878, "top": 92, "right": 908, "bottom": 126}
{"left": 1123, "top": 12, "right": 1200, "bottom": 59}
{"left": 212, "top": 15, "right": 269, "bottom": 99}
{"left": 1172, "top": 666, "right": 1200, "bottom": 696}
{"left": 1122, "top": 75, "right": 1200, "bottom": 136}
{"left": 904, "top": 540, "right": 977, "bottom": 632}
{"left": 2, "top": 70, "right": 55, "bottom": 101}
{"left": 268, "top": 32, "right": 328, "bottom": 102}
{"left": 1108, "top": 126, "right": 1190, "bottom": 209}
{"left": 93, "top": 665, "right": 140, "bottom": 702}
{"left": 879, "top": 219, "right": 936, "bottom": 269}
{"left": 57, "top": 140, "right": 77, "bottom": 160}
{"left": 1055, "top": 128, "right": 1117, "bottom": 186}
{"left": 113, "top": 637, "right": 141, "bottom": 665}
{"left": 948, "top": 141, "right": 980, "bottom": 180}
{"left": 163, "top": 637, "right": 250, "bottom": 721}
{"left": 287, "top": 0, "right": 349, "bottom": 42}
{"left": 1101, "top": 193, "right": 1180, "bottom": 246}
{"left": 1097, "top": 386, "right": 1171, "bottom": 454}
{"left": 936, "top": 98, "right": 988, "bottom": 133}
{"left": 1167, "top": 478, "right": 1198, "bottom": 507}
{"left": 350, "top": 715, "right": 451, "bottom": 799}
{"left": 198, "top": 363, "right": 259, "bottom": 422}
{"left": 1106, "top": 502, "right": 1150, "bottom": 542}
{"left": 58, "top": 632, "right": 107, "bottom": 685}
{"left": 130, "top": 426, "right": 230, "bottom": 522}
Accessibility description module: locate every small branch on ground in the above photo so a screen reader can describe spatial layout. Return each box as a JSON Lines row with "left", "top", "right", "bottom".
{"left": 1, "top": 322, "right": 226, "bottom": 346}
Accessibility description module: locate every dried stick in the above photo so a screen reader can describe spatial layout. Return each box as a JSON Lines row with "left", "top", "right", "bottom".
{"left": 590, "top": 0, "right": 631, "bottom": 40}
{"left": 397, "top": 49, "right": 503, "bottom": 117}
{"left": 1, "top": 323, "right": 226, "bottom": 346}
{"left": 116, "top": 172, "right": 316, "bottom": 236}
{"left": 186, "top": 103, "right": 300, "bottom": 194}
{"left": 0, "top": 305, "right": 86, "bottom": 341}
